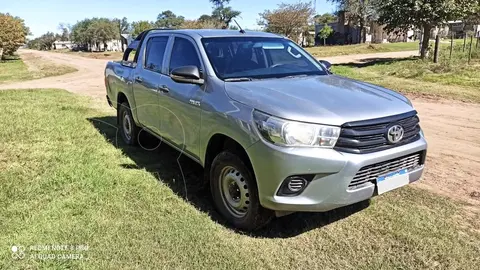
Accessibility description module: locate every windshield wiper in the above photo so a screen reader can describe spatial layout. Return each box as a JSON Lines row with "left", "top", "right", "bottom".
{"left": 224, "top": 77, "right": 253, "bottom": 82}
{"left": 277, "top": 74, "right": 310, "bottom": 79}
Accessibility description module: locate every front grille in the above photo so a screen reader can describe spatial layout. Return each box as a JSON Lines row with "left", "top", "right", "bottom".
{"left": 335, "top": 111, "right": 421, "bottom": 154}
{"left": 348, "top": 151, "right": 425, "bottom": 189}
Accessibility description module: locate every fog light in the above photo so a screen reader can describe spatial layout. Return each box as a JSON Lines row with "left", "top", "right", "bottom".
{"left": 287, "top": 177, "right": 306, "bottom": 192}
{"left": 278, "top": 175, "right": 313, "bottom": 196}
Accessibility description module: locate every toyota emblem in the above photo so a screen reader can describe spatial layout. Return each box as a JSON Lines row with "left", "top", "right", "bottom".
{"left": 387, "top": 125, "right": 404, "bottom": 144}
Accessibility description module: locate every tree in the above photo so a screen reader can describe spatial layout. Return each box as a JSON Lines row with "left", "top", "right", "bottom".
{"left": 464, "top": 2, "right": 480, "bottom": 26}
{"left": 330, "top": 0, "right": 378, "bottom": 43}
{"left": 318, "top": 24, "right": 334, "bottom": 45}
{"left": 314, "top": 13, "right": 337, "bottom": 24}
{"left": 0, "top": 13, "right": 29, "bottom": 59}
{"left": 210, "top": 0, "right": 241, "bottom": 28}
{"left": 155, "top": 10, "right": 185, "bottom": 28}
{"left": 131, "top": 20, "right": 154, "bottom": 37}
{"left": 114, "top": 17, "right": 130, "bottom": 51}
{"left": 377, "top": 0, "right": 478, "bottom": 59}
{"left": 27, "top": 32, "right": 56, "bottom": 50}
{"left": 40, "top": 32, "right": 56, "bottom": 50}
{"left": 88, "top": 18, "right": 117, "bottom": 51}
{"left": 57, "top": 23, "right": 71, "bottom": 41}
{"left": 71, "top": 18, "right": 118, "bottom": 51}
{"left": 71, "top": 18, "right": 93, "bottom": 49}
{"left": 198, "top": 14, "right": 213, "bottom": 22}
{"left": 180, "top": 19, "right": 224, "bottom": 29}
{"left": 258, "top": 2, "right": 314, "bottom": 43}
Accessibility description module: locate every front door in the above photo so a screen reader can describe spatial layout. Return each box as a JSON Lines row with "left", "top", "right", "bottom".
{"left": 160, "top": 36, "right": 205, "bottom": 159}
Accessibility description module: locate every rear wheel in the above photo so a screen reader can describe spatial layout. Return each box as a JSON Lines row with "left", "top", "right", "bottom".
{"left": 118, "top": 102, "right": 139, "bottom": 145}
{"left": 210, "top": 151, "right": 273, "bottom": 230}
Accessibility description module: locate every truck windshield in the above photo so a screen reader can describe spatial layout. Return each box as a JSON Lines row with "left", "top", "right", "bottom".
{"left": 201, "top": 37, "right": 328, "bottom": 80}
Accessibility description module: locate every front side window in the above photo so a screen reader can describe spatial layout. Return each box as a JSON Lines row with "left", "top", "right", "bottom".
{"left": 202, "top": 37, "right": 327, "bottom": 80}
{"left": 169, "top": 37, "right": 201, "bottom": 73}
{"left": 145, "top": 36, "right": 169, "bottom": 73}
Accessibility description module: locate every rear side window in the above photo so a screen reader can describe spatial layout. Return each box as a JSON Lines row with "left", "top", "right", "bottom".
{"left": 169, "top": 37, "right": 201, "bottom": 73}
{"left": 145, "top": 36, "right": 169, "bottom": 73}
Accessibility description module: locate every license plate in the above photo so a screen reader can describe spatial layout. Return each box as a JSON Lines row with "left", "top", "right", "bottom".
{"left": 376, "top": 169, "right": 409, "bottom": 194}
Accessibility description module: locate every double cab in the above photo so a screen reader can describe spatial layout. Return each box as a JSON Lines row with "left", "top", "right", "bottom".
{"left": 105, "top": 29, "right": 428, "bottom": 230}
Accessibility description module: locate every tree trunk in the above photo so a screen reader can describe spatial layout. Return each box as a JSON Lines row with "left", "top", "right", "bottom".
{"left": 420, "top": 26, "right": 432, "bottom": 59}
{"left": 323, "top": 38, "right": 326, "bottom": 46}
{"left": 359, "top": 20, "right": 364, "bottom": 44}
{"left": 361, "top": 19, "right": 367, "bottom": 43}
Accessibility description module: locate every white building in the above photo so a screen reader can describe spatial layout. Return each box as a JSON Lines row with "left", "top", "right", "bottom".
{"left": 53, "top": 41, "right": 74, "bottom": 50}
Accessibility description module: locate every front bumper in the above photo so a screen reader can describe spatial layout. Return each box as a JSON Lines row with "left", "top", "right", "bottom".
{"left": 246, "top": 135, "right": 427, "bottom": 212}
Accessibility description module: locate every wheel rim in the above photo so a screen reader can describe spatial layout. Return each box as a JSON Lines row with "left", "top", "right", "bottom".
{"left": 220, "top": 166, "right": 250, "bottom": 218}
{"left": 122, "top": 110, "right": 132, "bottom": 141}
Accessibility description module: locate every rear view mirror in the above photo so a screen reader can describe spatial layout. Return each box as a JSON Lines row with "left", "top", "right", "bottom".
{"left": 319, "top": 60, "right": 332, "bottom": 73}
{"left": 171, "top": 66, "right": 204, "bottom": 85}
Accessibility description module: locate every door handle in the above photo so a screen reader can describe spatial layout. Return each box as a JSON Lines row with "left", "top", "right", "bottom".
{"left": 135, "top": 76, "right": 143, "bottom": 83}
{"left": 158, "top": 85, "right": 170, "bottom": 93}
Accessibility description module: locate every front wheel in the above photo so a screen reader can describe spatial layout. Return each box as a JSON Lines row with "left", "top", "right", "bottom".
{"left": 210, "top": 151, "right": 274, "bottom": 230}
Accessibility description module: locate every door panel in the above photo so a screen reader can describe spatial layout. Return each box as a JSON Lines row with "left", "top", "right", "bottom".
{"left": 160, "top": 36, "right": 204, "bottom": 159}
{"left": 132, "top": 35, "right": 170, "bottom": 135}
{"left": 132, "top": 73, "right": 159, "bottom": 131}
{"left": 160, "top": 78, "right": 204, "bottom": 158}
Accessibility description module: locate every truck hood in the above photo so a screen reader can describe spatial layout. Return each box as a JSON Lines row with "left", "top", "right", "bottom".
{"left": 224, "top": 75, "right": 414, "bottom": 126}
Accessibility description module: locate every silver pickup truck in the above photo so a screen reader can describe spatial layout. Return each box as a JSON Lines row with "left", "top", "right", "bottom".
{"left": 105, "top": 29, "right": 427, "bottom": 230}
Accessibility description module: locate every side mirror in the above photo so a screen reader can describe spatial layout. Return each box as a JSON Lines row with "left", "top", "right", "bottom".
{"left": 318, "top": 60, "right": 332, "bottom": 73}
{"left": 171, "top": 66, "right": 204, "bottom": 85}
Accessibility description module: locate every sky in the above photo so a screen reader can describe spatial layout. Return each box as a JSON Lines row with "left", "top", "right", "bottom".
{"left": 1, "top": 0, "right": 336, "bottom": 38}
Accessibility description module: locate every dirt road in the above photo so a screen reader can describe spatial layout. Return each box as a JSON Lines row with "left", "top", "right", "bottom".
{"left": 0, "top": 50, "right": 107, "bottom": 99}
{"left": 1, "top": 49, "right": 479, "bottom": 207}
{"left": 324, "top": 50, "right": 419, "bottom": 64}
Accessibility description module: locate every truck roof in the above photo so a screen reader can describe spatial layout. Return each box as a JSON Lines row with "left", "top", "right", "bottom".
{"left": 148, "top": 29, "right": 282, "bottom": 38}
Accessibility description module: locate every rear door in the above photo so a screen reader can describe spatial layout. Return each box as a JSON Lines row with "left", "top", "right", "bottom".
{"left": 159, "top": 35, "right": 205, "bottom": 159}
{"left": 132, "top": 34, "right": 170, "bottom": 135}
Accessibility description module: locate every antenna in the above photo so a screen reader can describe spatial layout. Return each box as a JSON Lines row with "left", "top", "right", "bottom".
{"left": 233, "top": 19, "right": 245, "bottom": 34}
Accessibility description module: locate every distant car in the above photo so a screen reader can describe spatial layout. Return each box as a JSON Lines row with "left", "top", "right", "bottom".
{"left": 105, "top": 29, "right": 427, "bottom": 230}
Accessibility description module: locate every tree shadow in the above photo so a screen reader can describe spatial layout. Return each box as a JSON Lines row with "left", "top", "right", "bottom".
{"left": 0, "top": 55, "right": 21, "bottom": 61}
{"left": 333, "top": 56, "right": 417, "bottom": 68}
{"left": 88, "top": 116, "right": 370, "bottom": 238}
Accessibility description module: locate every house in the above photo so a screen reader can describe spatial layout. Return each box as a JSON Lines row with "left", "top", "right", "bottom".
{"left": 90, "top": 40, "right": 123, "bottom": 51}
{"left": 438, "top": 21, "right": 480, "bottom": 38}
{"left": 87, "top": 35, "right": 133, "bottom": 52}
{"left": 53, "top": 41, "right": 74, "bottom": 50}
{"left": 314, "top": 11, "right": 423, "bottom": 45}
{"left": 314, "top": 11, "right": 371, "bottom": 45}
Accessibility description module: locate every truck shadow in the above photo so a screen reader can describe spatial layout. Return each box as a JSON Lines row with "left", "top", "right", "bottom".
{"left": 88, "top": 116, "right": 370, "bottom": 238}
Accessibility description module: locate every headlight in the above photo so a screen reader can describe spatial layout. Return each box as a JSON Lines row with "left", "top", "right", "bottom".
{"left": 253, "top": 110, "right": 341, "bottom": 148}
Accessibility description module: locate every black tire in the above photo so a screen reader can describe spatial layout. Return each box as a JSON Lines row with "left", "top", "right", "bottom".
{"left": 210, "top": 151, "right": 274, "bottom": 230}
{"left": 118, "top": 102, "right": 139, "bottom": 146}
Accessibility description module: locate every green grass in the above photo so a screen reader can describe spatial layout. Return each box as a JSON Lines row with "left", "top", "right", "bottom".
{"left": 305, "top": 39, "right": 470, "bottom": 58}
{"left": 0, "top": 89, "right": 479, "bottom": 269}
{"left": 331, "top": 45, "right": 480, "bottom": 102}
{"left": 0, "top": 53, "right": 77, "bottom": 84}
